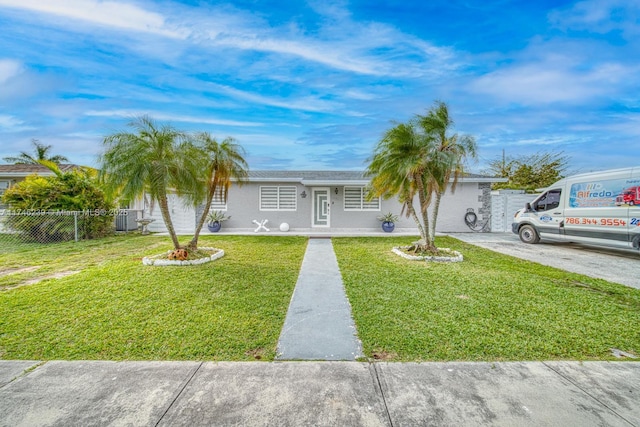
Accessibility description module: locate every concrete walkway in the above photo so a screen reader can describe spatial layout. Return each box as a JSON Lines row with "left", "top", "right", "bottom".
{"left": 276, "top": 238, "right": 363, "bottom": 360}
{"left": 1, "top": 360, "right": 639, "bottom": 426}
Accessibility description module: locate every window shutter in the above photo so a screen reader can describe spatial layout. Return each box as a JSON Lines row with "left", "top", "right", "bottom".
{"left": 344, "top": 187, "right": 362, "bottom": 210}
{"left": 278, "top": 187, "right": 297, "bottom": 210}
{"left": 260, "top": 187, "right": 278, "bottom": 210}
{"left": 344, "top": 187, "right": 379, "bottom": 211}
{"left": 210, "top": 193, "right": 227, "bottom": 211}
{"left": 260, "top": 186, "right": 297, "bottom": 211}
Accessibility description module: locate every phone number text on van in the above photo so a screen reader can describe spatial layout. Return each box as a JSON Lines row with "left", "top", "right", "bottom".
{"left": 565, "top": 217, "right": 628, "bottom": 227}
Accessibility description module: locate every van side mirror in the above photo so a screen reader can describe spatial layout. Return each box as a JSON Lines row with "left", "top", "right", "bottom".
{"left": 525, "top": 202, "right": 533, "bottom": 212}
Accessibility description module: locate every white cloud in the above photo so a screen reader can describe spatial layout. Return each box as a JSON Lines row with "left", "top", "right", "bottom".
{"left": 180, "top": 2, "right": 457, "bottom": 78}
{"left": 84, "top": 109, "right": 263, "bottom": 127}
{"left": 213, "top": 22, "right": 456, "bottom": 78}
{"left": 343, "top": 90, "right": 376, "bottom": 101}
{"left": 0, "top": 59, "right": 21, "bottom": 84}
{"left": 0, "top": 0, "right": 187, "bottom": 38}
{"left": 511, "top": 136, "right": 579, "bottom": 146}
{"left": 568, "top": 113, "right": 640, "bottom": 136}
{"left": 0, "top": 114, "right": 23, "bottom": 128}
{"left": 469, "top": 54, "right": 634, "bottom": 105}
{"left": 206, "top": 83, "right": 340, "bottom": 113}
{"left": 0, "top": 113, "right": 35, "bottom": 132}
{"left": 0, "top": 0, "right": 457, "bottom": 78}
{"left": 218, "top": 36, "right": 380, "bottom": 75}
{"left": 549, "top": 0, "right": 640, "bottom": 38}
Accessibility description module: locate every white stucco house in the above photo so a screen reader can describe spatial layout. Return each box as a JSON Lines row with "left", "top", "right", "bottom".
{"left": 142, "top": 170, "right": 505, "bottom": 234}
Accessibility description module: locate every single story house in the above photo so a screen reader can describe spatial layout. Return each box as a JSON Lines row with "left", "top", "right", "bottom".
{"left": 0, "top": 165, "right": 505, "bottom": 234}
{"left": 143, "top": 170, "right": 505, "bottom": 234}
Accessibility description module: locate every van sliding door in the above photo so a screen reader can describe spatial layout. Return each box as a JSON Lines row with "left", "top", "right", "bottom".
{"left": 564, "top": 178, "right": 630, "bottom": 247}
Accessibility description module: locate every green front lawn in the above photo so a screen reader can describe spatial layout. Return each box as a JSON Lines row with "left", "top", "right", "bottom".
{"left": 333, "top": 236, "right": 640, "bottom": 361}
{"left": 2, "top": 234, "right": 639, "bottom": 362}
{"left": 0, "top": 234, "right": 307, "bottom": 361}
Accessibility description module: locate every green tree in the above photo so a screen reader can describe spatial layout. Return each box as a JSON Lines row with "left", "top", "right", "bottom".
{"left": 2, "top": 161, "right": 115, "bottom": 242}
{"left": 186, "top": 133, "right": 248, "bottom": 250}
{"left": 366, "top": 101, "right": 477, "bottom": 253}
{"left": 367, "top": 122, "right": 432, "bottom": 246}
{"left": 416, "top": 101, "right": 477, "bottom": 242}
{"left": 99, "top": 116, "right": 199, "bottom": 250}
{"left": 488, "top": 151, "right": 569, "bottom": 192}
{"left": 3, "top": 139, "right": 69, "bottom": 164}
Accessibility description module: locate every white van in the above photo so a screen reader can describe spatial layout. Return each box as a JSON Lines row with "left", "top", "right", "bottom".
{"left": 512, "top": 167, "right": 640, "bottom": 250}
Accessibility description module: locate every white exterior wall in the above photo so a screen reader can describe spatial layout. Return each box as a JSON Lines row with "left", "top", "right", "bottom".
{"left": 222, "top": 182, "right": 487, "bottom": 232}
{"left": 224, "top": 183, "right": 312, "bottom": 231}
{"left": 428, "top": 183, "right": 488, "bottom": 232}
{"left": 146, "top": 194, "right": 197, "bottom": 234}
{"left": 142, "top": 181, "right": 490, "bottom": 233}
{"left": 491, "top": 192, "right": 539, "bottom": 232}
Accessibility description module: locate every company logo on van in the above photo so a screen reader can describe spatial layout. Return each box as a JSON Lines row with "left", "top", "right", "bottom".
{"left": 585, "top": 183, "right": 603, "bottom": 191}
{"left": 570, "top": 179, "right": 627, "bottom": 208}
{"left": 539, "top": 214, "right": 553, "bottom": 223}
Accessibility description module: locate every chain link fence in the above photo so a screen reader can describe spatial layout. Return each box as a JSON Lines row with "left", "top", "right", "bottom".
{"left": 0, "top": 209, "right": 144, "bottom": 247}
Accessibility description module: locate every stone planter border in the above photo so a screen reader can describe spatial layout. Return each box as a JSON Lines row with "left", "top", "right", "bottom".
{"left": 392, "top": 246, "right": 463, "bottom": 263}
{"left": 142, "top": 247, "right": 225, "bottom": 266}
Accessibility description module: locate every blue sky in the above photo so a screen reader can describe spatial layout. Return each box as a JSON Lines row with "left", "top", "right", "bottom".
{"left": 0, "top": 0, "right": 638, "bottom": 173}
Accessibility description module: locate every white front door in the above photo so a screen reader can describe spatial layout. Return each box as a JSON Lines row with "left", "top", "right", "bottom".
{"left": 312, "top": 188, "right": 330, "bottom": 227}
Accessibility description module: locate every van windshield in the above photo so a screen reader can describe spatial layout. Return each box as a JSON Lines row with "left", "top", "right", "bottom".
{"left": 532, "top": 189, "right": 561, "bottom": 212}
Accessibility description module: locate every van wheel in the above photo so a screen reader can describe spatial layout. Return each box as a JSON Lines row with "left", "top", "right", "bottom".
{"left": 519, "top": 225, "right": 540, "bottom": 244}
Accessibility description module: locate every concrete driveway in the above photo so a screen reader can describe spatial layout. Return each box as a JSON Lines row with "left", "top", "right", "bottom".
{"left": 449, "top": 232, "right": 640, "bottom": 290}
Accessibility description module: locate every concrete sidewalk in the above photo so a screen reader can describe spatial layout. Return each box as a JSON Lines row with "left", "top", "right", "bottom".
{"left": 276, "top": 238, "right": 362, "bottom": 360}
{"left": 1, "top": 360, "right": 639, "bottom": 426}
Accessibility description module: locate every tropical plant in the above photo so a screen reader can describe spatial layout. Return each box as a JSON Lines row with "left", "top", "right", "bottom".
{"left": 3, "top": 139, "right": 69, "bottom": 164}
{"left": 206, "top": 210, "right": 231, "bottom": 224}
{"left": 99, "top": 116, "right": 199, "bottom": 250}
{"left": 186, "top": 133, "right": 248, "bottom": 250}
{"left": 366, "top": 101, "right": 477, "bottom": 253}
{"left": 377, "top": 212, "right": 399, "bottom": 223}
{"left": 1, "top": 161, "right": 114, "bottom": 242}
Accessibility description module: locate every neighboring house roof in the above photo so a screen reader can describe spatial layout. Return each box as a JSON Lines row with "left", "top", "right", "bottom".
{"left": 248, "top": 170, "right": 506, "bottom": 185}
{"left": 0, "top": 164, "right": 79, "bottom": 179}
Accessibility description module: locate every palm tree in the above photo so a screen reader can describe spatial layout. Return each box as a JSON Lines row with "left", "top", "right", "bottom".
{"left": 366, "top": 102, "right": 477, "bottom": 252}
{"left": 417, "top": 101, "right": 477, "bottom": 243}
{"left": 366, "top": 121, "right": 437, "bottom": 251}
{"left": 3, "top": 139, "right": 69, "bottom": 164}
{"left": 99, "top": 116, "right": 199, "bottom": 250}
{"left": 186, "top": 133, "right": 248, "bottom": 250}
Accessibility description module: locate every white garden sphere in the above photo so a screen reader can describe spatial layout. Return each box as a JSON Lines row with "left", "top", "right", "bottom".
{"left": 279, "top": 222, "right": 290, "bottom": 232}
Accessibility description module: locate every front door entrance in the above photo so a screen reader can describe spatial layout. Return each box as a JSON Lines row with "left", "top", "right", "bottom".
{"left": 312, "top": 188, "right": 330, "bottom": 227}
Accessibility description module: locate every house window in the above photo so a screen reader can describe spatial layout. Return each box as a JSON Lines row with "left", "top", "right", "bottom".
{"left": 344, "top": 187, "right": 380, "bottom": 211}
{"left": 0, "top": 180, "right": 9, "bottom": 194}
{"left": 0, "top": 180, "right": 9, "bottom": 208}
{"left": 260, "top": 186, "right": 297, "bottom": 211}
{"left": 210, "top": 193, "right": 227, "bottom": 211}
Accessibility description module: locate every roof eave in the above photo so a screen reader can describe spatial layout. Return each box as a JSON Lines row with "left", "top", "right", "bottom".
{"left": 301, "top": 179, "right": 370, "bottom": 186}
{"left": 459, "top": 177, "right": 508, "bottom": 183}
{"left": 0, "top": 172, "right": 57, "bottom": 178}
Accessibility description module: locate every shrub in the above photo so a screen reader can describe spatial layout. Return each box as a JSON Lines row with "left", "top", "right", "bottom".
{"left": 1, "top": 164, "right": 115, "bottom": 242}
